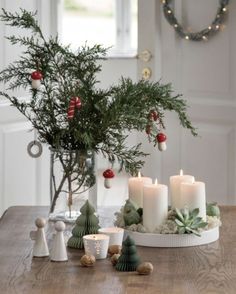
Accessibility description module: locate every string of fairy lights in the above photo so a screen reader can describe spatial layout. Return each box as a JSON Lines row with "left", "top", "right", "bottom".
{"left": 162, "top": 0, "right": 229, "bottom": 41}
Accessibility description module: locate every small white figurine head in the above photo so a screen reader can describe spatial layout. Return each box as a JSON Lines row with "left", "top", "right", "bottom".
{"left": 55, "top": 221, "right": 66, "bottom": 232}
{"left": 35, "top": 217, "right": 46, "bottom": 228}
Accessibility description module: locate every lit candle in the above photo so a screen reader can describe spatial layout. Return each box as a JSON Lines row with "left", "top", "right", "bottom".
{"left": 143, "top": 179, "right": 168, "bottom": 233}
{"left": 98, "top": 227, "right": 124, "bottom": 246}
{"left": 128, "top": 172, "right": 152, "bottom": 208}
{"left": 170, "top": 169, "right": 194, "bottom": 209}
{"left": 180, "top": 181, "right": 206, "bottom": 221}
{"left": 83, "top": 234, "right": 110, "bottom": 259}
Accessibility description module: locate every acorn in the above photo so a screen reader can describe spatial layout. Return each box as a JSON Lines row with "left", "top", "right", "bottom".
{"left": 80, "top": 254, "right": 96, "bottom": 267}
{"left": 137, "top": 262, "right": 154, "bottom": 275}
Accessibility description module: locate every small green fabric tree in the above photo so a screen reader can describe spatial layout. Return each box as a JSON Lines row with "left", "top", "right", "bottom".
{"left": 67, "top": 200, "right": 99, "bottom": 249}
{"left": 116, "top": 235, "right": 141, "bottom": 271}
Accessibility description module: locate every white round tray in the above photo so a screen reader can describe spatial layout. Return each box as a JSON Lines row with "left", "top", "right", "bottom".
{"left": 124, "top": 226, "right": 219, "bottom": 247}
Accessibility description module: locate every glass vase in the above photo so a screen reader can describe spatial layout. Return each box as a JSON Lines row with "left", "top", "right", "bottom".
{"left": 49, "top": 148, "right": 97, "bottom": 223}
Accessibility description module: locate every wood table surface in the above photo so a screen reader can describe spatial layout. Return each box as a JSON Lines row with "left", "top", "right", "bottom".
{"left": 0, "top": 206, "right": 236, "bottom": 294}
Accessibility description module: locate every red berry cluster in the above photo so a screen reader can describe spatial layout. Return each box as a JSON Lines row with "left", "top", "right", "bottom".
{"left": 145, "top": 109, "right": 167, "bottom": 149}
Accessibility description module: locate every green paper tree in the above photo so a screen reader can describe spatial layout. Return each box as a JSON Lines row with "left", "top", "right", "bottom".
{"left": 67, "top": 200, "right": 99, "bottom": 249}
{"left": 116, "top": 235, "right": 141, "bottom": 271}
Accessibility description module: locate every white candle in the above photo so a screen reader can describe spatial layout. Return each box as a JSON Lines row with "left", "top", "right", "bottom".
{"left": 83, "top": 234, "right": 110, "bottom": 259}
{"left": 128, "top": 172, "right": 152, "bottom": 208}
{"left": 170, "top": 169, "right": 194, "bottom": 209}
{"left": 143, "top": 179, "right": 168, "bottom": 233}
{"left": 98, "top": 227, "right": 124, "bottom": 246}
{"left": 180, "top": 181, "right": 206, "bottom": 221}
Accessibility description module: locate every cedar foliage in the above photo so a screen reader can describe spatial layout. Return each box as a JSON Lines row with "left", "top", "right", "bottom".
{"left": 0, "top": 9, "right": 197, "bottom": 175}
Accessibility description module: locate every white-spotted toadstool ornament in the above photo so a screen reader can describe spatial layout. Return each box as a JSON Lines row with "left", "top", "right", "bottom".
{"left": 156, "top": 133, "right": 167, "bottom": 151}
{"left": 31, "top": 70, "right": 43, "bottom": 89}
{"left": 103, "top": 169, "right": 115, "bottom": 189}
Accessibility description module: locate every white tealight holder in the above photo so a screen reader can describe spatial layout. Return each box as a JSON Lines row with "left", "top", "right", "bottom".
{"left": 98, "top": 227, "right": 124, "bottom": 246}
{"left": 83, "top": 234, "right": 110, "bottom": 259}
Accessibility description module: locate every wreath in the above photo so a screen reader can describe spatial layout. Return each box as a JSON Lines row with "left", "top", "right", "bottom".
{"left": 162, "top": 0, "right": 229, "bottom": 41}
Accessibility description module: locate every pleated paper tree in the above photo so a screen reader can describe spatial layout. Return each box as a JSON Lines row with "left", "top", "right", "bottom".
{"left": 116, "top": 235, "right": 141, "bottom": 271}
{"left": 67, "top": 200, "right": 99, "bottom": 249}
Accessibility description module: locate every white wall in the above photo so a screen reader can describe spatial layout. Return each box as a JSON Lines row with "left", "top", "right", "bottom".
{"left": 0, "top": 0, "right": 236, "bottom": 215}
{"left": 159, "top": 0, "right": 236, "bottom": 204}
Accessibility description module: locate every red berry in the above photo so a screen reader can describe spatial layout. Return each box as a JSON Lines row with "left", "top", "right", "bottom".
{"left": 103, "top": 169, "right": 115, "bottom": 179}
{"left": 145, "top": 125, "right": 151, "bottom": 135}
{"left": 31, "top": 71, "right": 43, "bottom": 80}
{"left": 156, "top": 133, "right": 167, "bottom": 143}
{"left": 149, "top": 110, "right": 159, "bottom": 121}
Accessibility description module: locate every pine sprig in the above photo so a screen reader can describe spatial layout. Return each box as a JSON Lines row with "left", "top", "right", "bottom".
{"left": 0, "top": 9, "right": 197, "bottom": 175}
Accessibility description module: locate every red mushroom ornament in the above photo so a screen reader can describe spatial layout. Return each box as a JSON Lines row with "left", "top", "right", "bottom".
{"left": 103, "top": 169, "right": 115, "bottom": 189}
{"left": 156, "top": 133, "right": 167, "bottom": 151}
{"left": 31, "top": 71, "right": 43, "bottom": 89}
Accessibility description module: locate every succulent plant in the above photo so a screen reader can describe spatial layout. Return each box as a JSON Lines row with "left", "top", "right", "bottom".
{"left": 174, "top": 208, "right": 208, "bottom": 237}
{"left": 206, "top": 202, "right": 220, "bottom": 218}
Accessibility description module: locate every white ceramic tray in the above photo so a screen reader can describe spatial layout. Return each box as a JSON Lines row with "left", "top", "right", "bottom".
{"left": 124, "top": 226, "right": 219, "bottom": 247}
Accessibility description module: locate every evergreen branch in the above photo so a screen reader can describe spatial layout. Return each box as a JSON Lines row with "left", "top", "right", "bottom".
{"left": 0, "top": 9, "right": 40, "bottom": 33}
{"left": 100, "top": 135, "right": 147, "bottom": 175}
{"left": 0, "top": 9, "right": 197, "bottom": 176}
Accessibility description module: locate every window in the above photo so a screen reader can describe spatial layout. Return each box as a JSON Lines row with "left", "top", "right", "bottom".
{"left": 61, "top": 0, "right": 137, "bottom": 56}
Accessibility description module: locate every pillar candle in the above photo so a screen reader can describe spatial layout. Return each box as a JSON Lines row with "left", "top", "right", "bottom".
{"left": 128, "top": 172, "right": 152, "bottom": 208}
{"left": 143, "top": 179, "right": 168, "bottom": 233}
{"left": 170, "top": 170, "right": 194, "bottom": 209}
{"left": 180, "top": 181, "right": 206, "bottom": 221}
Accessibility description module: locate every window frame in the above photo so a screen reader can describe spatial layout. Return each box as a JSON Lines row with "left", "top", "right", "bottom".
{"left": 51, "top": 0, "right": 137, "bottom": 58}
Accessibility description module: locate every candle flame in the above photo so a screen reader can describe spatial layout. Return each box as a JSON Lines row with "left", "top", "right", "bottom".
{"left": 138, "top": 171, "right": 141, "bottom": 178}
{"left": 180, "top": 169, "right": 183, "bottom": 176}
{"left": 154, "top": 178, "right": 158, "bottom": 185}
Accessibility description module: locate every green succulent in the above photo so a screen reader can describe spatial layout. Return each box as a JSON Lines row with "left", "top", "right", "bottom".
{"left": 206, "top": 202, "right": 220, "bottom": 218}
{"left": 174, "top": 208, "right": 208, "bottom": 237}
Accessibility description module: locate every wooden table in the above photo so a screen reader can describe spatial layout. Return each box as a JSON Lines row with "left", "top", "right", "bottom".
{"left": 0, "top": 206, "right": 236, "bottom": 294}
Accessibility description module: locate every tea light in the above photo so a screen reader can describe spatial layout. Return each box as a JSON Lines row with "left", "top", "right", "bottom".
{"left": 98, "top": 227, "right": 124, "bottom": 246}
{"left": 128, "top": 172, "right": 152, "bottom": 208}
{"left": 83, "top": 234, "right": 110, "bottom": 259}
{"left": 170, "top": 169, "right": 194, "bottom": 209}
